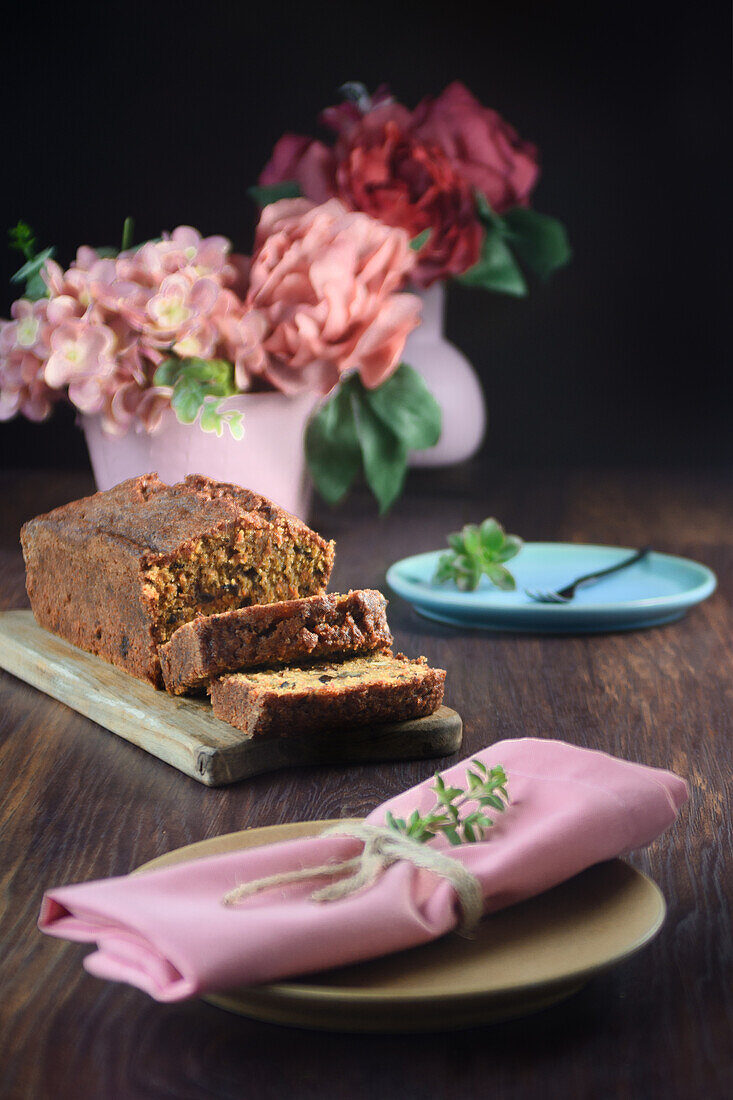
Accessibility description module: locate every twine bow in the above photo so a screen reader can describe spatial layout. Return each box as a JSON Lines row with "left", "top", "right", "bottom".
{"left": 221, "top": 822, "right": 484, "bottom": 935}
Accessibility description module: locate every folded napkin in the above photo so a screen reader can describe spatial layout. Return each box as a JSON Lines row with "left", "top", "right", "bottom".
{"left": 39, "top": 738, "right": 687, "bottom": 1002}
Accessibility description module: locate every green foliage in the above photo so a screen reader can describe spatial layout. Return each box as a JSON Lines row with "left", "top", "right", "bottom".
{"left": 8, "top": 221, "right": 54, "bottom": 301}
{"left": 434, "top": 517, "right": 523, "bottom": 591}
{"left": 459, "top": 227, "right": 527, "bottom": 296}
{"left": 248, "top": 181, "right": 302, "bottom": 207}
{"left": 355, "top": 397, "right": 408, "bottom": 514}
{"left": 385, "top": 761, "right": 509, "bottom": 847}
{"left": 305, "top": 364, "right": 441, "bottom": 513}
{"left": 365, "top": 361, "right": 441, "bottom": 451}
{"left": 459, "top": 192, "right": 570, "bottom": 293}
{"left": 153, "top": 357, "right": 244, "bottom": 439}
{"left": 120, "top": 215, "right": 135, "bottom": 253}
{"left": 8, "top": 215, "right": 147, "bottom": 303}
{"left": 502, "top": 207, "right": 572, "bottom": 280}
{"left": 303, "top": 384, "right": 362, "bottom": 505}
{"left": 409, "top": 228, "right": 431, "bottom": 252}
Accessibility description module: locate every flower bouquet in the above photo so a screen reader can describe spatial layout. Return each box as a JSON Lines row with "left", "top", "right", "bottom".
{"left": 258, "top": 80, "right": 571, "bottom": 465}
{"left": 0, "top": 206, "right": 438, "bottom": 513}
{"left": 1, "top": 80, "right": 570, "bottom": 512}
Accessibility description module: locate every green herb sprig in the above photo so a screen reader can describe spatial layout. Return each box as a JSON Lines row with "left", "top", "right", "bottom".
{"left": 434, "top": 517, "right": 523, "bottom": 592}
{"left": 8, "top": 221, "right": 55, "bottom": 301}
{"left": 385, "top": 761, "right": 509, "bottom": 847}
{"left": 153, "top": 357, "right": 244, "bottom": 439}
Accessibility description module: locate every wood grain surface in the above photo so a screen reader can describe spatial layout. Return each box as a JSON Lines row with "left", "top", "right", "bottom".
{"left": 1, "top": 465, "right": 731, "bottom": 1099}
{"left": 0, "top": 611, "right": 462, "bottom": 785}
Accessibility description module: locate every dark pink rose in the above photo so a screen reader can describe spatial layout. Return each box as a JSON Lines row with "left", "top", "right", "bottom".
{"left": 413, "top": 81, "right": 539, "bottom": 213}
{"left": 331, "top": 106, "right": 482, "bottom": 287}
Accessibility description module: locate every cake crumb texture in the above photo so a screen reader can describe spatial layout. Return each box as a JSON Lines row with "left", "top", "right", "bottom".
{"left": 159, "top": 589, "right": 393, "bottom": 694}
{"left": 210, "top": 652, "right": 446, "bottom": 738}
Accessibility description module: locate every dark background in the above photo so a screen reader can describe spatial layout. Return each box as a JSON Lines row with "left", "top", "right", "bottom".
{"left": 2, "top": 1, "right": 731, "bottom": 472}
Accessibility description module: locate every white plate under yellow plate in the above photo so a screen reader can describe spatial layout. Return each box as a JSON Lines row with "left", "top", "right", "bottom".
{"left": 138, "top": 819, "right": 666, "bottom": 1032}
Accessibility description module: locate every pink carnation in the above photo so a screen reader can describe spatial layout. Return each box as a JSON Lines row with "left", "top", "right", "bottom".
{"left": 247, "top": 198, "right": 421, "bottom": 391}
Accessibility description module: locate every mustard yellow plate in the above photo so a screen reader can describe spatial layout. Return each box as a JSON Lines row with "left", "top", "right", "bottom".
{"left": 138, "top": 819, "right": 666, "bottom": 1032}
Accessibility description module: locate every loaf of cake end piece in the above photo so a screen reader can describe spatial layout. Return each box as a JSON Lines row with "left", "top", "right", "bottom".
{"left": 159, "top": 589, "right": 393, "bottom": 695}
{"left": 209, "top": 652, "right": 446, "bottom": 739}
{"left": 20, "top": 473, "right": 335, "bottom": 687}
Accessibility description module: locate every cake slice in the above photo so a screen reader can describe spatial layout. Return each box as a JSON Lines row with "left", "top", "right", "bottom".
{"left": 209, "top": 652, "right": 446, "bottom": 739}
{"left": 20, "top": 473, "right": 335, "bottom": 687}
{"left": 159, "top": 589, "right": 392, "bottom": 695}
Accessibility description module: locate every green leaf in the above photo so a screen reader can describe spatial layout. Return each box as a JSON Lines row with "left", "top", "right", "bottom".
{"left": 10, "top": 246, "right": 55, "bottom": 287}
{"left": 362, "top": 363, "right": 441, "bottom": 452}
{"left": 461, "top": 524, "right": 481, "bottom": 557}
{"left": 8, "top": 220, "right": 37, "bottom": 257}
{"left": 223, "top": 410, "right": 245, "bottom": 441}
{"left": 483, "top": 794, "right": 507, "bottom": 812}
{"left": 178, "top": 357, "right": 235, "bottom": 393}
{"left": 352, "top": 390, "right": 407, "bottom": 515}
{"left": 479, "top": 518, "right": 504, "bottom": 553}
{"left": 171, "top": 379, "right": 206, "bottom": 424}
{"left": 156, "top": 356, "right": 237, "bottom": 399}
{"left": 473, "top": 191, "right": 505, "bottom": 232}
{"left": 458, "top": 228, "right": 527, "bottom": 296}
{"left": 248, "top": 181, "right": 302, "bottom": 207}
{"left": 433, "top": 552, "right": 456, "bottom": 583}
{"left": 502, "top": 207, "right": 571, "bottom": 280}
{"left": 493, "top": 534, "right": 523, "bottom": 563}
{"left": 486, "top": 564, "right": 516, "bottom": 591}
{"left": 23, "top": 271, "right": 49, "bottom": 301}
{"left": 199, "top": 400, "right": 225, "bottom": 436}
{"left": 153, "top": 358, "right": 181, "bottom": 387}
{"left": 441, "top": 826, "right": 462, "bottom": 847}
{"left": 305, "top": 383, "right": 362, "bottom": 506}
{"left": 409, "top": 228, "right": 431, "bottom": 252}
{"left": 120, "top": 216, "right": 135, "bottom": 253}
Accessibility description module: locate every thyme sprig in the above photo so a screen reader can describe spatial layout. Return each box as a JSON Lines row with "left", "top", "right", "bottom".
{"left": 385, "top": 761, "right": 509, "bottom": 847}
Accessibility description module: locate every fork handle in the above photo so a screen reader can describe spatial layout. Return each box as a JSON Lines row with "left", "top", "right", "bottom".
{"left": 557, "top": 547, "right": 651, "bottom": 599}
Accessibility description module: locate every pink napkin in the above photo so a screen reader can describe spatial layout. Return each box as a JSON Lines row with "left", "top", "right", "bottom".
{"left": 39, "top": 738, "right": 687, "bottom": 1002}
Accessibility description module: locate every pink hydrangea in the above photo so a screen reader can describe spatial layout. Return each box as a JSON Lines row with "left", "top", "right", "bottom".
{"left": 0, "top": 210, "right": 424, "bottom": 433}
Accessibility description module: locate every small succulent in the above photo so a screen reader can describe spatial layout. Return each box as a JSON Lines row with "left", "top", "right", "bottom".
{"left": 433, "top": 517, "right": 523, "bottom": 592}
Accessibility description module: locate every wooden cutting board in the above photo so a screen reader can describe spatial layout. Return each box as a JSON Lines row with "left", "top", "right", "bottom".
{"left": 0, "top": 610, "right": 462, "bottom": 786}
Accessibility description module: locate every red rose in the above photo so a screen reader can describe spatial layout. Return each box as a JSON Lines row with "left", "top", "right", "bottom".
{"left": 331, "top": 106, "right": 482, "bottom": 287}
{"left": 413, "top": 82, "right": 539, "bottom": 214}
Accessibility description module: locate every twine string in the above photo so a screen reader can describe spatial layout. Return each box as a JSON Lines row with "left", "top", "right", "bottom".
{"left": 221, "top": 822, "right": 484, "bottom": 935}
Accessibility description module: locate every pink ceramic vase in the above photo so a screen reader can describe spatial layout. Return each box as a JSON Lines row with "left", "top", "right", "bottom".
{"left": 82, "top": 392, "right": 317, "bottom": 520}
{"left": 403, "top": 283, "right": 487, "bottom": 467}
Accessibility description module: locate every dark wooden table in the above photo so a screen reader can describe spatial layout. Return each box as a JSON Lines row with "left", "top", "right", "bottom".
{"left": 1, "top": 465, "right": 731, "bottom": 1099}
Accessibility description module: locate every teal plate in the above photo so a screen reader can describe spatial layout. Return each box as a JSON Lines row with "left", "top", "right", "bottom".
{"left": 386, "top": 543, "right": 717, "bottom": 634}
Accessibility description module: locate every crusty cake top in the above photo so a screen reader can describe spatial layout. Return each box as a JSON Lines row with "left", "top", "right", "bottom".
{"left": 21, "top": 473, "right": 333, "bottom": 561}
